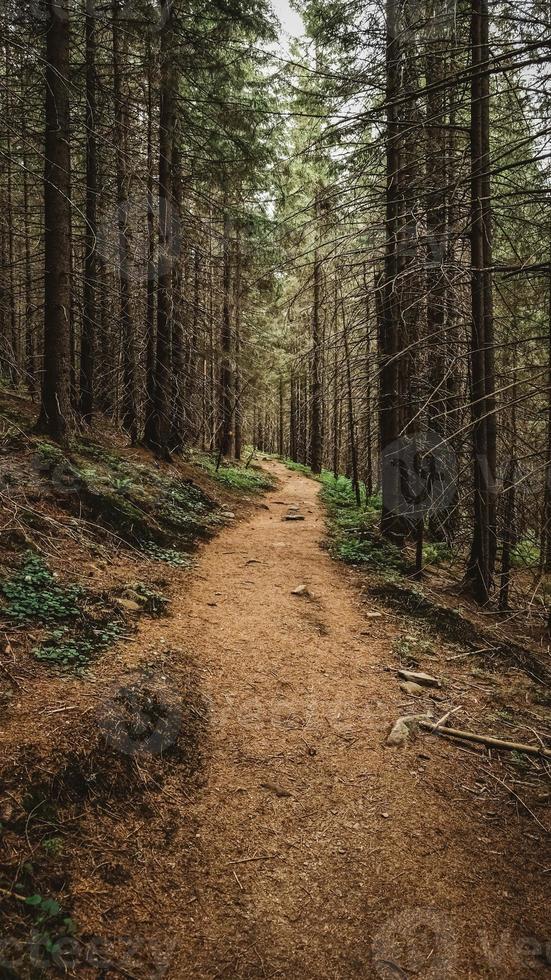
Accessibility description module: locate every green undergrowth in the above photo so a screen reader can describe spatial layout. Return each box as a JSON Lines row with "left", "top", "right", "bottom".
{"left": 319, "top": 472, "right": 404, "bottom": 574}
{"left": 0, "top": 552, "right": 127, "bottom": 670}
{"left": 279, "top": 459, "right": 401, "bottom": 573}
{"left": 32, "top": 438, "right": 220, "bottom": 553}
{"left": 1, "top": 551, "right": 83, "bottom": 623}
{"left": 280, "top": 458, "right": 454, "bottom": 577}
{"left": 281, "top": 458, "right": 313, "bottom": 477}
{"left": 193, "top": 452, "right": 275, "bottom": 493}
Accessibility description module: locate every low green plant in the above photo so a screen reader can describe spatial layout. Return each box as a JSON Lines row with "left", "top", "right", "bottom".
{"left": 195, "top": 453, "right": 274, "bottom": 493}
{"left": 25, "top": 892, "right": 77, "bottom": 962}
{"left": 1, "top": 553, "right": 83, "bottom": 623}
{"left": 143, "top": 543, "right": 195, "bottom": 567}
{"left": 422, "top": 541, "right": 452, "bottom": 565}
{"left": 41, "top": 837, "right": 64, "bottom": 858}
{"left": 34, "top": 621, "right": 125, "bottom": 668}
{"left": 318, "top": 472, "right": 400, "bottom": 573}
{"left": 130, "top": 583, "right": 169, "bottom": 615}
{"left": 282, "top": 458, "right": 314, "bottom": 477}
{"left": 337, "top": 535, "right": 403, "bottom": 571}
{"left": 511, "top": 537, "right": 540, "bottom": 568}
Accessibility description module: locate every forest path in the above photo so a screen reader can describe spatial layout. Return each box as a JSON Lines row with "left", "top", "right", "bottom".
{"left": 129, "top": 462, "right": 546, "bottom": 980}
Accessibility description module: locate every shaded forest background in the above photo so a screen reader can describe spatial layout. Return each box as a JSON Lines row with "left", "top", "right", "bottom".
{"left": 0, "top": 0, "right": 550, "bottom": 617}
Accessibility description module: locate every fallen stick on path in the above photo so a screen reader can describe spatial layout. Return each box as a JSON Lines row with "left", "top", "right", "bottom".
{"left": 419, "top": 721, "right": 551, "bottom": 758}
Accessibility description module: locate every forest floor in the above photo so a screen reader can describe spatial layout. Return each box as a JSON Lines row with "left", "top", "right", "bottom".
{"left": 1, "top": 453, "right": 550, "bottom": 979}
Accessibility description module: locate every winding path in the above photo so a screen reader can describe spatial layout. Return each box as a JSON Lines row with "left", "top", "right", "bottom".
{"left": 122, "top": 462, "right": 548, "bottom": 979}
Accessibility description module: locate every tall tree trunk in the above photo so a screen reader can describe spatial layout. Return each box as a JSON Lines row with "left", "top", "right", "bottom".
{"left": 147, "top": 0, "right": 175, "bottom": 454}
{"left": 170, "top": 140, "right": 185, "bottom": 453}
{"left": 233, "top": 235, "right": 243, "bottom": 460}
{"left": 341, "top": 295, "right": 361, "bottom": 506}
{"left": 79, "top": 0, "right": 97, "bottom": 422}
{"left": 112, "top": 0, "right": 137, "bottom": 441}
{"left": 22, "top": 122, "right": 36, "bottom": 395}
{"left": 310, "top": 199, "right": 322, "bottom": 473}
{"left": 219, "top": 195, "right": 233, "bottom": 457}
{"left": 380, "top": 0, "right": 404, "bottom": 542}
{"left": 278, "top": 376, "right": 284, "bottom": 456}
{"left": 37, "top": 1, "right": 73, "bottom": 444}
{"left": 289, "top": 372, "right": 297, "bottom": 461}
{"left": 144, "top": 43, "right": 157, "bottom": 444}
{"left": 467, "top": 0, "right": 495, "bottom": 603}
{"left": 362, "top": 264, "right": 373, "bottom": 498}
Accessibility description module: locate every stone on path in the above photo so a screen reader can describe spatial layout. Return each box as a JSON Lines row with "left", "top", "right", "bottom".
{"left": 386, "top": 714, "right": 433, "bottom": 747}
{"left": 399, "top": 681, "right": 426, "bottom": 697}
{"left": 397, "top": 669, "right": 441, "bottom": 689}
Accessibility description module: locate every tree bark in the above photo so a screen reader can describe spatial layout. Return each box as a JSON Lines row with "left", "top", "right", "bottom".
{"left": 310, "top": 202, "right": 323, "bottom": 473}
{"left": 219, "top": 195, "right": 233, "bottom": 457}
{"left": 467, "top": 0, "right": 495, "bottom": 603}
{"left": 380, "top": 0, "right": 404, "bottom": 541}
{"left": 112, "top": 0, "right": 137, "bottom": 441}
{"left": 79, "top": 0, "right": 98, "bottom": 422}
{"left": 147, "top": 0, "right": 175, "bottom": 455}
{"left": 37, "top": 1, "right": 73, "bottom": 444}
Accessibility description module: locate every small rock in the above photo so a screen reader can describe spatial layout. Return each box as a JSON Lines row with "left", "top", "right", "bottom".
{"left": 397, "top": 669, "right": 441, "bottom": 689}
{"left": 399, "top": 681, "right": 426, "bottom": 697}
{"left": 386, "top": 718, "right": 410, "bottom": 747}
{"left": 365, "top": 612, "right": 383, "bottom": 619}
{"left": 221, "top": 511, "right": 236, "bottom": 519}
{"left": 386, "top": 714, "right": 433, "bottom": 747}
{"left": 115, "top": 598, "right": 141, "bottom": 613}
{"left": 291, "top": 585, "right": 309, "bottom": 596}
{"left": 284, "top": 514, "right": 305, "bottom": 521}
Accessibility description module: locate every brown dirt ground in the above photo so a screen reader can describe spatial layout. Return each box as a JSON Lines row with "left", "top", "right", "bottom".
{"left": 2, "top": 461, "right": 551, "bottom": 979}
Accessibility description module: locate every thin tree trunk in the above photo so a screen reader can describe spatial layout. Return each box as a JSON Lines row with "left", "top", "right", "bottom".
{"left": 147, "top": 0, "right": 175, "bottom": 455}
{"left": 112, "top": 0, "right": 137, "bottom": 441}
{"left": 79, "top": 0, "right": 97, "bottom": 422}
{"left": 219, "top": 194, "right": 233, "bottom": 457}
{"left": 310, "top": 201, "right": 322, "bottom": 473}
{"left": 144, "top": 43, "right": 157, "bottom": 444}
{"left": 467, "top": 0, "right": 494, "bottom": 603}
{"left": 341, "top": 293, "right": 361, "bottom": 506}
{"left": 37, "top": 1, "right": 73, "bottom": 444}
{"left": 233, "top": 232, "right": 242, "bottom": 459}
{"left": 380, "top": 0, "right": 404, "bottom": 541}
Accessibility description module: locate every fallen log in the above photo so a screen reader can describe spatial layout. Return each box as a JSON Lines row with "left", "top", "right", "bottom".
{"left": 419, "top": 721, "right": 551, "bottom": 759}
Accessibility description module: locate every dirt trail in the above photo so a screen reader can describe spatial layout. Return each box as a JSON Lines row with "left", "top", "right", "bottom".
{"left": 89, "top": 462, "right": 549, "bottom": 979}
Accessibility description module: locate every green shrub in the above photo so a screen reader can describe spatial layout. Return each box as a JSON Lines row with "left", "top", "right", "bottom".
{"left": 195, "top": 453, "right": 274, "bottom": 493}
{"left": 1, "top": 552, "right": 83, "bottom": 623}
{"left": 34, "top": 621, "right": 125, "bottom": 669}
{"left": 422, "top": 541, "right": 452, "bottom": 565}
{"left": 142, "top": 544, "right": 195, "bottom": 567}
{"left": 282, "top": 458, "right": 314, "bottom": 477}
{"left": 319, "top": 473, "right": 401, "bottom": 574}
{"left": 511, "top": 537, "right": 540, "bottom": 568}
